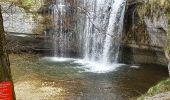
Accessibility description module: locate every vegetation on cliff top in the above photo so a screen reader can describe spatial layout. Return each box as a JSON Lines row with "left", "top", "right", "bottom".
{"left": 0, "top": 0, "right": 41, "bottom": 11}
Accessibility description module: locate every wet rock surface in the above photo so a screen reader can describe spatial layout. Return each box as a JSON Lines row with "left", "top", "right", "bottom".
{"left": 121, "top": 0, "right": 168, "bottom": 65}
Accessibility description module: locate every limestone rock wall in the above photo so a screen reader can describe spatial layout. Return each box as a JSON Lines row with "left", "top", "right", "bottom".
{"left": 119, "top": 0, "right": 168, "bottom": 65}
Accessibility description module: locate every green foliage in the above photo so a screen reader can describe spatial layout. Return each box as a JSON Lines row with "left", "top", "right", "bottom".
{"left": 17, "top": 0, "right": 41, "bottom": 12}
{"left": 165, "top": 1, "right": 170, "bottom": 55}
{"left": 0, "top": 0, "right": 41, "bottom": 12}
{"left": 166, "top": 26, "right": 170, "bottom": 55}
{"left": 137, "top": 78, "right": 170, "bottom": 100}
{"left": 166, "top": 0, "right": 170, "bottom": 4}
{"left": 147, "top": 79, "right": 170, "bottom": 95}
{"left": 18, "top": 0, "right": 34, "bottom": 10}
{"left": 136, "top": 1, "right": 161, "bottom": 22}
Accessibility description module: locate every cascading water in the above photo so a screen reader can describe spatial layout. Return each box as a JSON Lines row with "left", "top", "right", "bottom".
{"left": 52, "top": 0, "right": 67, "bottom": 57}
{"left": 46, "top": 0, "right": 126, "bottom": 73}
{"left": 82, "top": 0, "right": 126, "bottom": 64}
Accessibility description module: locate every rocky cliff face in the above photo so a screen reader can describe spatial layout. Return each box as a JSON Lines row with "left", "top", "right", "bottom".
{"left": 3, "top": 0, "right": 169, "bottom": 66}
{"left": 119, "top": 0, "right": 168, "bottom": 65}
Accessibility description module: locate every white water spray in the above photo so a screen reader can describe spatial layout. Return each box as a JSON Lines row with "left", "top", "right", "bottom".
{"left": 82, "top": 0, "right": 126, "bottom": 64}
{"left": 47, "top": 0, "right": 126, "bottom": 73}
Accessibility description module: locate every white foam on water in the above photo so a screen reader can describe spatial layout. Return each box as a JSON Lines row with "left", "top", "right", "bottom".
{"left": 42, "top": 57, "right": 75, "bottom": 62}
{"left": 74, "top": 59, "right": 124, "bottom": 73}
{"left": 41, "top": 57, "right": 125, "bottom": 73}
{"left": 11, "top": 34, "right": 30, "bottom": 37}
{"left": 130, "top": 65, "right": 140, "bottom": 69}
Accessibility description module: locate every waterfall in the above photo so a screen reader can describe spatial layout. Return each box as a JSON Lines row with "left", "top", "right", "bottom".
{"left": 51, "top": 0, "right": 126, "bottom": 65}
{"left": 52, "top": 0, "right": 67, "bottom": 57}
{"left": 82, "top": 0, "right": 126, "bottom": 64}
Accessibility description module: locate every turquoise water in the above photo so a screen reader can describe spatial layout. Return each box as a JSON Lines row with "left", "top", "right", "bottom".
{"left": 28, "top": 57, "right": 169, "bottom": 99}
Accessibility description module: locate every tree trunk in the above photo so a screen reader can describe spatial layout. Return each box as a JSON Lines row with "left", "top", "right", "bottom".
{"left": 0, "top": 5, "right": 16, "bottom": 99}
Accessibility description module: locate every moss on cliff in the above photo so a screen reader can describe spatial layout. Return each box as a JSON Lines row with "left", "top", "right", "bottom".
{"left": 0, "top": 0, "right": 41, "bottom": 12}
{"left": 135, "top": 2, "right": 170, "bottom": 99}
{"left": 136, "top": 0, "right": 169, "bottom": 20}
{"left": 137, "top": 78, "right": 170, "bottom": 100}
{"left": 164, "top": 1, "right": 170, "bottom": 59}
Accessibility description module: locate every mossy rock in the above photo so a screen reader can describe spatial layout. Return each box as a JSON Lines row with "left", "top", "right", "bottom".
{"left": 137, "top": 78, "right": 170, "bottom": 100}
